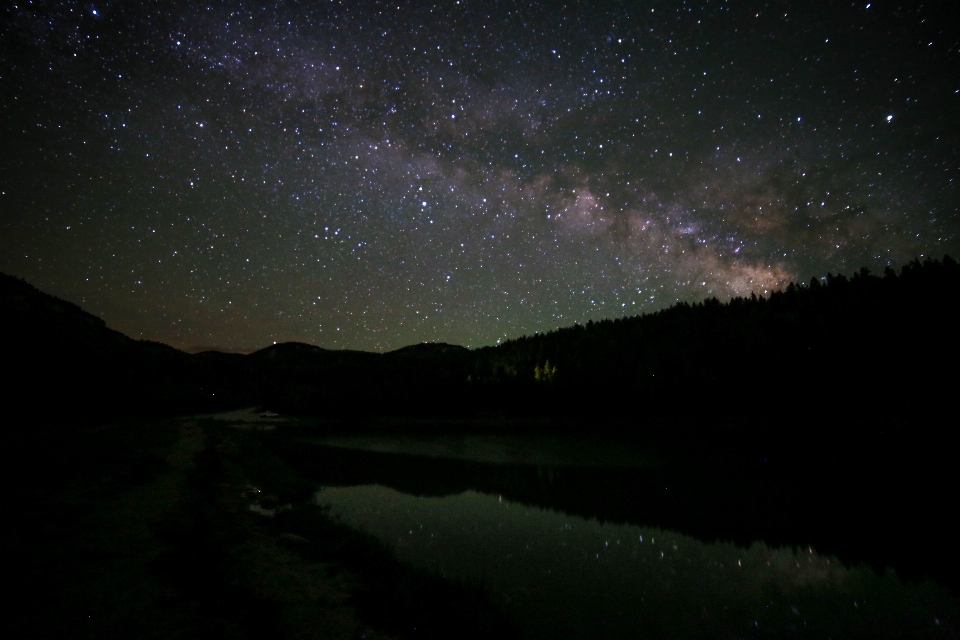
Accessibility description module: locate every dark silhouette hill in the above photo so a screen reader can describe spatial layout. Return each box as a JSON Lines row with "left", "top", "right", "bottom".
{"left": 0, "top": 274, "right": 473, "bottom": 420}
{"left": 388, "top": 342, "right": 470, "bottom": 357}
{"left": 1, "top": 274, "right": 199, "bottom": 419}
{"left": 468, "top": 257, "right": 960, "bottom": 430}
{"left": 3, "top": 256, "right": 958, "bottom": 428}
{"left": 242, "top": 341, "right": 473, "bottom": 417}
{"left": 1, "top": 273, "right": 139, "bottom": 353}
{"left": 0, "top": 274, "right": 272, "bottom": 418}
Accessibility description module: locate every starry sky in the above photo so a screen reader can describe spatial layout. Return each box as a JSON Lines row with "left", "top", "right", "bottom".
{"left": 2, "top": 1, "right": 958, "bottom": 352}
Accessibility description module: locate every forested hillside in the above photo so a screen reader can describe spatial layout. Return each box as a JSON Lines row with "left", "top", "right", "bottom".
{"left": 467, "top": 256, "right": 959, "bottom": 425}
{"left": 3, "top": 256, "right": 957, "bottom": 428}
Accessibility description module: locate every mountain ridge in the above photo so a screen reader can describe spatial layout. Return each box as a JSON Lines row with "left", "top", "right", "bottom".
{"left": 2, "top": 256, "right": 958, "bottom": 424}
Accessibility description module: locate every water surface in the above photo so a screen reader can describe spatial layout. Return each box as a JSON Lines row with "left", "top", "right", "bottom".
{"left": 305, "top": 435, "right": 957, "bottom": 638}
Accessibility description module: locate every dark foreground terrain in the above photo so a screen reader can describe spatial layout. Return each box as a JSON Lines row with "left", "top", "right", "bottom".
{"left": 5, "top": 410, "right": 957, "bottom": 639}
{"left": 1, "top": 412, "right": 520, "bottom": 640}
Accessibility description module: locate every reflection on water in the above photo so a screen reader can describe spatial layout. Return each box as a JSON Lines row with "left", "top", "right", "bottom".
{"left": 316, "top": 485, "right": 956, "bottom": 639}
{"left": 286, "top": 435, "right": 958, "bottom": 638}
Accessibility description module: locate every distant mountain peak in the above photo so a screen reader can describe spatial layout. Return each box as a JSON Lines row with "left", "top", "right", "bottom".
{"left": 388, "top": 342, "right": 469, "bottom": 356}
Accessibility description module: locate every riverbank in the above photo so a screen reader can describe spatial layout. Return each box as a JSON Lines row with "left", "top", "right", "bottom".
{"left": 1, "top": 411, "right": 520, "bottom": 639}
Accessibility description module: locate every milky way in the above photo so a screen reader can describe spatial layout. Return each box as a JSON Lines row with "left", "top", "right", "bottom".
{"left": 2, "top": 1, "right": 958, "bottom": 351}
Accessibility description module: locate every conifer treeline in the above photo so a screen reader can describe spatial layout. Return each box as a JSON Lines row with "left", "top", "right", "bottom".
{"left": 465, "top": 256, "right": 958, "bottom": 422}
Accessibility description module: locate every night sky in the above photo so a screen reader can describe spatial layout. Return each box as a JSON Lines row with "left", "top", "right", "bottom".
{"left": 2, "top": 1, "right": 958, "bottom": 353}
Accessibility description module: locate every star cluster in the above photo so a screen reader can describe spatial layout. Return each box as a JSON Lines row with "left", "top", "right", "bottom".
{"left": 2, "top": 1, "right": 958, "bottom": 351}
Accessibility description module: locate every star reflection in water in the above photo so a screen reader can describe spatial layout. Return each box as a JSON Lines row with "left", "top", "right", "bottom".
{"left": 316, "top": 485, "right": 957, "bottom": 639}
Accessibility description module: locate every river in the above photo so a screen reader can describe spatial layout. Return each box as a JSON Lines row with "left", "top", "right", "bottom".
{"left": 301, "top": 434, "right": 957, "bottom": 639}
